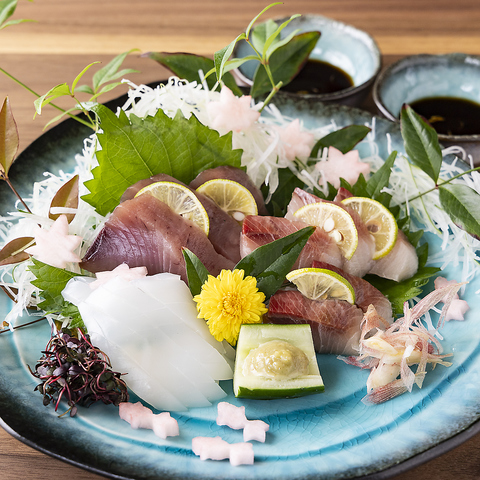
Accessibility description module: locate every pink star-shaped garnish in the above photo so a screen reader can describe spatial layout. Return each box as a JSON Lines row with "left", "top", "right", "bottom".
{"left": 206, "top": 86, "right": 260, "bottom": 135}
{"left": 434, "top": 276, "right": 460, "bottom": 302}
{"left": 90, "top": 263, "right": 148, "bottom": 290}
{"left": 316, "top": 146, "right": 370, "bottom": 188}
{"left": 274, "top": 119, "right": 315, "bottom": 161}
{"left": 444, "top": 298, "right": 470, "bottom": 321}
{"left": 434, "top": 276, "right": 469, "bottom": 321}
{"left": 25, "top": 214, "right": 82, "bottom": 269}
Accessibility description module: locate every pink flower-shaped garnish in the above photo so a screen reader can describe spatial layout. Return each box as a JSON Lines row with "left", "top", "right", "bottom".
{"left": 434, "top": 276, "right": 469, "bottom": 321}
{"left": 275, "top": 119, "right": 315, "bottom": 161}
{"left": 316, "top": 146, "right": 370, "bottom": 188}
{"left": 207, "top": 86, "right": 260, "bottom": 135}
{"left": 25, "top": 214, "right": 82, "bottom": 268}
{"left": 90, "top": 263, "right": 148, "bottom": 290}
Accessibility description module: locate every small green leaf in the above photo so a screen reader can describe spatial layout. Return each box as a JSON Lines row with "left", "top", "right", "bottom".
{"left": 0, "top": 0, "right": 16, "bottom": 26}
{"left": 182, "top": 248, "right": 210, "bottom": 296}
{"left": 92, "top": 49, "right": 139, "bottom": 92}
{"left": 74, "top": 84, "right": 95, "bottom": 95}
{"left": 145, "top": 52, "right": 242, "bottom": 96}
{"left": 251, "top": 31, "right": 320, "bottom": 98}
{"left": 245, "top": 2, "right": 282, "bottom": 39}
{"left": 0, "top": 236, "right": 34, "bottom": 266}
{"left": 439, "top": 183, "right": 480, "bottom": 239}
{"left": 401, "top": 104, "right": 442, "bottom": 184}
{"left": 262, "top": 15, "right": 301, "bottom": 60}
{"left": 235, "top": 226, "right": 315, "bottom": 298}
{"left": 251, "top": 19, "right": 279, "bottom": 51}
{"left": 34, "top": 83, "right": 72, "bottom": 116}
{"left": 311, "top": 125, "right": 371, "bottom": 157}
{"left": 214, "top": 32, "right": 246, "bottom": 81}
{"left": 0, "top": 97, "right": 19, "bottom": 178}
{"left": 365, "top": 150, "right": 397, "bottom": 198}
{"left": 0, "top": 17, "right": 35, "bottom": 30}
{"left": 71, "top": 61, "right": 101, "bottom": 93}
{"left": 49, "top": 175, "right": 79, "bottom": 223}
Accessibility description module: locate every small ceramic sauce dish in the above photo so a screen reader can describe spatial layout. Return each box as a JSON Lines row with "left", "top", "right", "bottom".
{"left": 234, "top": 14, "right": 381, "bottom": 107}
{"left": 373, "top": 53, "right": 480, "bottom": 162}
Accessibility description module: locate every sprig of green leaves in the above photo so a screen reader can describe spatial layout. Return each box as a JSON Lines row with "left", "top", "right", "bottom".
{"left": 401, "top": 104, "right": 480, "bottom": 239}
{"left": 146, "top": 3, "right": 318, "bottom": 107}
{"left": 34, "top": 50, "right": 140, "bottom": 130}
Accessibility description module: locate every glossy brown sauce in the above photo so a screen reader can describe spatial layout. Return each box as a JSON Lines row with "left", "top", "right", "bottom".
{"left": 409, "top": 96, "right": 480, "bottom": 136}
{"left": 283, "top": 59, "right": 354, "bottom": 95}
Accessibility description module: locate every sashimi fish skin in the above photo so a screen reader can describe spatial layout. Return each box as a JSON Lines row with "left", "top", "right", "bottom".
{"left": 285, "top": 188, "right": 376, "bottom": 277}
{"left": 266, "top": 289, "right": 364, "bottom": 355}
{"left": 189, "top": 165, "right": 269, "bottom": 215}
{"left": 240, "top": 215, "right": 344, "bottom": 270}
{"left": 312, "top": 261, "right": 393, "bottom": 323}
{"left": 122, "top": 173, "right": 242, "bottom": 263}
{"left": 81, "top": 194, "right": 234, "bottom": 282}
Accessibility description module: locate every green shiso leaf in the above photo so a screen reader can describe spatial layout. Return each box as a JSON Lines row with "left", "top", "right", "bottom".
{"left": 235, "top": 226, "right": 315, "bottom": 298}
{"left": 400, "top": 104, "right": 442, "bottom": 184}
{"left": 28, "top": 258, "right": 85, "bottom": 329}
{"left": 311, "top": 125, "right": 371, "bottom": 157}
{"left": 0, "top": 96, "right": 19, "bottom": 178}
{"left": 365, "top": 150, "right": 397, "bottom": 198}
{"left": 251, "top": 31, "right": 320, "bottom": 98}
{"left": 82, "top": 105, "right": 243, "bottom": 215}
{"left": 182, "top": 248, "right": 210, "bottom": 297}
{"left": 439, "top": 183, "right": 480, "bottom": 240}
{"left": 146, "top": 52, "right": 243, "bottom": 96}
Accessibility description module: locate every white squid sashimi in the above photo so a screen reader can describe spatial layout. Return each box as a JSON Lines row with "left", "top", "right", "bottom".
{"left": 62, "top": 273, "right": 235, "bottom": 411}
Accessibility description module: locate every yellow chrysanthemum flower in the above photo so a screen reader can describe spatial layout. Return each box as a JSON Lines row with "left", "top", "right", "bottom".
{"left": 194, "top": 269, "right": 268, "bottom": 345}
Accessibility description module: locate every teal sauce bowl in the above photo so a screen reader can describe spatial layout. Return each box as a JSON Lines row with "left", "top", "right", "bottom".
{"left": 373, "top": 53, "right": 480, "bottom": 163}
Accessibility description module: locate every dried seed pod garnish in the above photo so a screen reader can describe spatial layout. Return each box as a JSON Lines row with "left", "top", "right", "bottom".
{"left": 30, "top": 329, "right": 129, "bottom": 417}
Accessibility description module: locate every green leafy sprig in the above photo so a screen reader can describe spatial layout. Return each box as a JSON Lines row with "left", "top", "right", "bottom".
{"left": 401, "top": 105, "right": 480, "bottom": 239}
{"left": 147, "top": 3, "right": 319, "bottom": 108}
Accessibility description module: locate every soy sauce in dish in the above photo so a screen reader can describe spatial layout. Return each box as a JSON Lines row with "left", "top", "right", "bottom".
{"left": 409, "top": 96, "right": 480, "bottom": 136}
{"left": 282, "top": 59, "right": 354, "bottom": 95}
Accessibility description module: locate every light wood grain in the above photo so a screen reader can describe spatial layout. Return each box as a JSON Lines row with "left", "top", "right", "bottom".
{"left": 2, "top": 0, "right": 480, "bottom": 479}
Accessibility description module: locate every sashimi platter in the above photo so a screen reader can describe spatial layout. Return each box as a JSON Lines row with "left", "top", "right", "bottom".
{"left": 1, "top": 4, "right": 480, "bottom": 480}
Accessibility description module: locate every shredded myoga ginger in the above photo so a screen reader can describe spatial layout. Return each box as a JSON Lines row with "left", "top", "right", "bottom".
{"left": 340, "top": 282, "right": 464, "bottom": 404}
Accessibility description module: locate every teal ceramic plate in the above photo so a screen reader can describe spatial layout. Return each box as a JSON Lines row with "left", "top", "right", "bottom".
{"left": 1, "top": 86, "right": 480, "bottom": 480}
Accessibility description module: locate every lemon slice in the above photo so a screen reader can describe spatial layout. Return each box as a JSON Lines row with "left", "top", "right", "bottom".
{"left": 293, "top": 202, "right": 358, "bottom": 260}
{"left": 196, "top": 178, "right": 258, "bottom": 222}
{"left": 341, "top": 196, "right": 398, "bottom": 260}
{"left": 135, "top": 181, "right": 210, "bottom": 235}
{"left": 286, "top": 267, "right": 355, "bottom": 304}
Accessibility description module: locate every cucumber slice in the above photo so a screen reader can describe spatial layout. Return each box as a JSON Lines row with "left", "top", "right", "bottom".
{"left": 234, "top": 324, "right": 325, "bottom": 399}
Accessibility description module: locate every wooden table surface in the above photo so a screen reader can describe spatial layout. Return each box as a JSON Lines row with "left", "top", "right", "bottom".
{"left": 1, "top": 1, "right": 480, "bottom": 479}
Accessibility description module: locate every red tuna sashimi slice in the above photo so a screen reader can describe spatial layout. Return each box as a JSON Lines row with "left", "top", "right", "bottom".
{"left": 265, "top": 289, "right": 364, "bottom": 355}
{"left": 285, "top": 188, "right": 375, "bottom": 277}
{"left": 240, "top": 215, "right": 343, "bottom": 270}
{"left": 189, "top": 165, "right": 268, "bottom": 215}
{"left": 368, "top": 230, "right": 418, "bottom": 282}
{"left": 311, "top": 261, "right": 393, "bottom": 323}
{"left": 80, "top": 194, "right": 234, "bottom": 282}
{"left": 121, "top": 173, "right": 242, "bottom": 263}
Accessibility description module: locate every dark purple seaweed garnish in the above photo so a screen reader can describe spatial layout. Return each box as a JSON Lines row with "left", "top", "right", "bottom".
{"left": 30, "top": 329, "right": 129, "bottom": 417}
